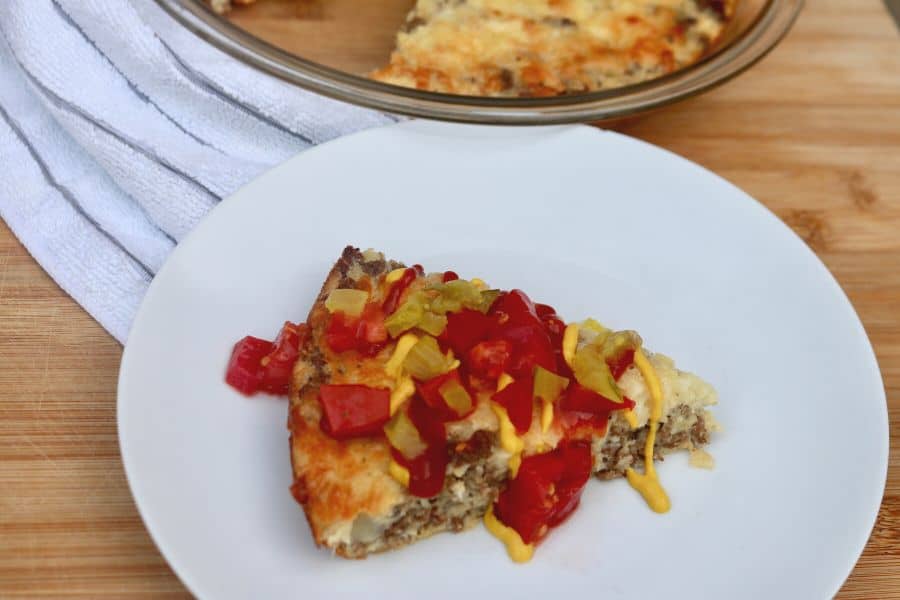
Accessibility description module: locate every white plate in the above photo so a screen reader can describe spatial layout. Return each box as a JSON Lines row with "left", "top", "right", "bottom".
{"left": 118, "top": 121, "right": 887, "bottom": 600}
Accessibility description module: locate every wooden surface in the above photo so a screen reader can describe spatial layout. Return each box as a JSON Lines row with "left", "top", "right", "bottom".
{"left": 1, "top": 0, "right": 899, "bottom": 596}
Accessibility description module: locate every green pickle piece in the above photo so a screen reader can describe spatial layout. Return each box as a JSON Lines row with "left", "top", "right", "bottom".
{"left": 417, "top": 311, "right": 448, "bottom": 336}
{"left": 572, "top": 345, "right": 623, "bottom": 403}
{"left": 428, "top": 280, "right": 494, "bottom": 315}
{"left": 439, "top": 378, "right": 473, "bottom": 417}
{"left": 324, "top": 288, "right": 369, "bottom": 317}
{"left": 385, "top": 291, "right": 426, "bottom": 337}
{"left": 476, "top": 289, "right": 501, "bottom": 313}
{"left": 533, "top": 366, "right": 569, "bottom": 402}
{"left": 384, "top": 410, "right": 427, "bottom": 460}
{"left": 403, "top": 335, "right": 454, "bottom": 381}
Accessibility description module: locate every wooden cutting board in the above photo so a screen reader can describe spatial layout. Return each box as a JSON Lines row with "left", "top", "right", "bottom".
{"left": 1, "top": 0, "right": 899, "bottom": 596}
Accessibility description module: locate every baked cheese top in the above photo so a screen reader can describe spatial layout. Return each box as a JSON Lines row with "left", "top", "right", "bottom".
{"left": 372, "top": 0, "right": 735, "bottom": 96}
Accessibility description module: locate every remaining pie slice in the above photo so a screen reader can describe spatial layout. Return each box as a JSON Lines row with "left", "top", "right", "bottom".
{"left": 371, "top": 0, "right": 736, "bottom": 97}
{"left": 287, "top": 246, "right": 718, "bottom": 560}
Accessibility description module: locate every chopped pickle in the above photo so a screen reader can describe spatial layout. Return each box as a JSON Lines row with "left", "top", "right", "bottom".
{"left": 571, "top": 346, "right": 623, "bottom": 403}
{"left": 428, "top": 294, "right": 461, "bottom": 315}
{"left": 428, "top": 280, "right": 490, "bottom": 315}
{"left": 384, "top": 410, "right": 427, "bottom": 460}
{"left": 324, "top": 289, "right": 369, "bottom": 317}
{"left": 385, "top": 333, "right": 419, "bottom": 378}
{"left": 403, "top": 335, "right": 455, "bottom": 381}
{"left": 418, "top": 311, "right": 448, "bottom": 336}
{"left": 581, "top": 318, "right": 609, "bottom": 334}
{"left": 439, "top": 378, "right": 473, "bottom": 417}
{"left": 533, "top": 366, "right": 569, "bottom": 404}
{"left": 477, "top": 289, "right": 502, "bottom": 314}
{"left": 384, "top": 291, "right": 426, "bottom": 337}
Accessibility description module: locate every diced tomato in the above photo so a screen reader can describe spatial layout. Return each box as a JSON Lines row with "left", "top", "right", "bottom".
{"left": 442, "top": 309, "right": 493, "bottom": 356}
{"left": 559, "top": 382, "right": 635, "bottom": 416}
{"left": 545, "top": 442, "right": 593, "bottom": 527}
{"left": 534, "top": 303, "right": 557, "bottom": 319}
{"left": 397, "top": 394, "right": 451, "bottom": 498}
{"left": 417, "top": 370, "right": 465, "bottom": 420}
{"left": 607, "top": 348, "right": 636, "bottom": 380}
{"left": 318, "top": 384, "right": 390, "bottom": 440}
{"left": 542, "top": 314, "right": 566, "bottom": 341}
{"left": 383, "top": 268, "right": 418, "bottom": 315}
{"left": 442, "top": 271, "right": 459, "bottom": 282}
{"left": 494, "top": 441, "right": 592, "bottom": 544}
{"left": 490, "top": 289, "right": 543, "bottom": 330}
{"left": 412, "top": 264, "right": 425, "bottom": 275}
{"left": 225, "top": 336, "right": 274, "bottom": 395}
{"left": 468, "top": 339, "right": 512, "bottom": 379}
{"left": 256, "top": 322, "right": 307, "bottom": 394}
{"left": 406, "top": 393, "right": 448, "bottom": 445}
{"left": 357, "top": 303, "right": 388, "bottom": 344}
{"left": 491, "top": 377, "right": 534, "bottom": 433}
{"left": 325, "top": 311, "right": 359, "bottom": 353}
{"left": 324, "top": 307, "right": 386, "bottom": 356}
{"left": 226, "top": 320, "right": 308, "bottom": 396}
{"left": 539, "top": 311, "right": 573, "bottom": 378}
{"left": 392, "top": 444, "right": 448, "bottom": 498}
{"left": 498, "top": 324, "right": 556, "bottom": 379}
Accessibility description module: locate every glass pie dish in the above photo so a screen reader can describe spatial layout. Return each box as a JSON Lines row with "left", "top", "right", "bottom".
{"left": 154, "top": 0, "right": 804, "bottom": 124}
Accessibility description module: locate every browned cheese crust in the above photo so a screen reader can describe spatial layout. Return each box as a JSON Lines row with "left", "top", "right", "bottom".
{"left": 372, "top": 0, "right": 737, "bottom": 97}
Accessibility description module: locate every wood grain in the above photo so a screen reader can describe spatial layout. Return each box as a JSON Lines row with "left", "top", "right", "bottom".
{"left": 1, "top": 0, "right": 898, "bottom": 596}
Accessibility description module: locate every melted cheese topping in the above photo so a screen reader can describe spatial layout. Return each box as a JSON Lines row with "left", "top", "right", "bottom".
{"left": 485, "top": 505, "right": 534, "bottom": 563}
{"left": 689, "top": 448, "right": 715, "bottom": 469}
{"left": 373, "top": 0, "right": 733, "bottom": 97}
{"left": 625, "top": 349, "right": 671, "bottom": 513}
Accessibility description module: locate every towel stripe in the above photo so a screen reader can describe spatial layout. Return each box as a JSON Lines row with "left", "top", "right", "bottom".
{"left": 50, "top": 0, "right": 226, "bottom": 156}
{"left": 0, "top": 100, "right": 155, "bottom": 279}
{"left": 158, "top": 38, "right": 316, "bottom": 146}
{"left": 3, "top": 42, "right": 224, "bottom": 203}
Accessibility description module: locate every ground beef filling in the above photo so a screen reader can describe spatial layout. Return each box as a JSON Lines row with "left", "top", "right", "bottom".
{"left": 595, "top": 405, "right": 709, "bottom": 480}
{"left": 336, "top": 405, "right": 709, "bottom": 557}
{"left": 337, "top": 431, "right": 504, "bottom": 558}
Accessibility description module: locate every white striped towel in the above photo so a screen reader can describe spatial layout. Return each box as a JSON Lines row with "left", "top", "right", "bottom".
{"left": 0, "top": 0, "right": 395, "bottom": 342}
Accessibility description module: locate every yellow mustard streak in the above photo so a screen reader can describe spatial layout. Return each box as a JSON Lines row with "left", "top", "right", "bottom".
{"left": 470, "top": 278, "right": 487, "bottom": 290}
{"left": 484, "top": 505, "right": 534, "bottom": 563}
{"left": 491, "top": 401, "right": 524, "bottom": 476}
{"left": 388, "top": 459, "right": 410, "bottom": 488}
{"left": 385, "top": 333, "right": 419, "bottom": 378}
{"left": 507, "top": 453, "right": 522, "bottom": 478}
{"left": 389, "top": 375, "right": 415, "bottom": 416}
{"left": 562, "top": 323, "right": 579, "bottom": 367}
{"left": 493, "top": 373, "right": 524, "bottom": 475}
{"left": 385, "top": 268, "right": 406, "bottom": 284}
{"left": 625, "top": 349, "right": 671, "bottom": 513}
{"left": 540, "top": 397, "right": 554, "bottom": 433}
